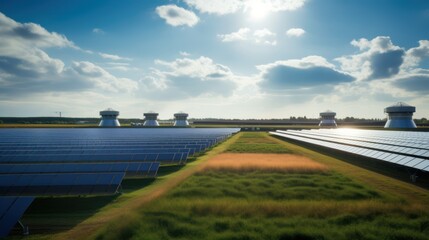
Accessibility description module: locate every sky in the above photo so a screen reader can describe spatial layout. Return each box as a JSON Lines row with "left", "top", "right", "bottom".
{"left": 0, "top": 0, "right": 428, "bottom": 119}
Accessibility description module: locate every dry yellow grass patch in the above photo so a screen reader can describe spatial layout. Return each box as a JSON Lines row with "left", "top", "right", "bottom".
{"left": 200, "top": 153, "right": 328, "bottom": 173}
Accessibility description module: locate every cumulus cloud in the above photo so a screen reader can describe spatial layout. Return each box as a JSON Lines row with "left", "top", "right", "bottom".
{"left": 218, "top": 28, "right": 276, "bottom": 45}
{"left": 0, "top": 12, "right": 138, "bottom": 97}
{"left": 257, "top": 56, "right": 354, "bottom": 92}
{"left": 140, "top": 56, "right": 238, "bottom": 99}
{"left": 99, "top": 52, "right": 132, "bottom": 61}
{"left": 403, "top": 40, "right": 429, "bottom": 68}
{"left": 218, "top": 28, "right": 250, "bottom": 42}
{"left": 336, "top": 36, "right": 405, "bottom": 81}
{"left": 71, "top": 61, "right": 138, "bottom": 92}
{"left": 184, "top": 0, "right": 305, "bottom": 15}
{"left": 156, "top": 5, "right": 199, "bottom": 27}
{"left": 286, "top": 28, "right": 305, "bottom": 37}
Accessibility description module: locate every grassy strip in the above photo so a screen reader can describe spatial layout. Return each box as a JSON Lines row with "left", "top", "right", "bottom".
{"left": 226, "top": 132, "right": 293, "bottom": 153}
{"left": 200, "top": 153, "right": 327, "bottom": 173}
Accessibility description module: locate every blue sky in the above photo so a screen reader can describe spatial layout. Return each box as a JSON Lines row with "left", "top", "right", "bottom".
{"left": 0, "top": 0, "right": 428, "bottom": 119}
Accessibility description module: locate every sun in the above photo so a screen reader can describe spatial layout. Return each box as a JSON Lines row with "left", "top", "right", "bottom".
{"left": 247, "top": 0, "right": 270, "bottom": 20}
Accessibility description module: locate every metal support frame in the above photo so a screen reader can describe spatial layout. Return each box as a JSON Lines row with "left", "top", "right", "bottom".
{"left": 18, "top": 220, "right": 29, "bottom": 236}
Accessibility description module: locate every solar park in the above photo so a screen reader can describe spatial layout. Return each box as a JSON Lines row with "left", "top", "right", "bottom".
{"left": 1, "top": 127, "right": 429, "bottom": 239}
{"left": 0, "top": 128, "right": 239, "bottom": 237}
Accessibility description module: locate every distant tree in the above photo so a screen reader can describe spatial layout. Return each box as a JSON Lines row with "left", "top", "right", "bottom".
{"left": 0, "top": 120, "right": 3, "bottom": 124}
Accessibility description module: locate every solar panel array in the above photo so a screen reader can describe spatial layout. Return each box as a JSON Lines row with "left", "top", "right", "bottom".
{"left": 270, "top": 129, "right": 429, "bottom": 172}
{"left": 0, "top": 127, "right": 239, "bottom": 237}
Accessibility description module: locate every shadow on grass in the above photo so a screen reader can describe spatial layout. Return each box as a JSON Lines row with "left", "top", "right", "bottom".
{"left": 272, "top": 136, "right": 429, "bottom": 190}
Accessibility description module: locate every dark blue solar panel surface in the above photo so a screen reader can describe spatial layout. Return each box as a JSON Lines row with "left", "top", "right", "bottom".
{"left": 270, "top": 129, "right": 429, "bottom": 172}
{"left": 0, "top": 196, "right": 34, "bottom": 238}
{"left": 0, "top": 128, "right": 239, "bottom": 237}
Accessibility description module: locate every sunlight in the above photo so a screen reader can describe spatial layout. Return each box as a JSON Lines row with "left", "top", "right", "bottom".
{"left": 247, "top": 0, "right": 270, "bottom": 20}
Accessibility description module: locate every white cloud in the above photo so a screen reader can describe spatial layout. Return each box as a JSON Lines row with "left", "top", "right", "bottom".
{"left": 335, "top": 36, "right": 405, "bottom": 81}
{"left": 286, "top": 28, "right": 305, "bottom": 37}
{"left": 184, "top": 0, "right": 242, "bottom": 15}
{"left": 183, "top": 0, "right": 305, "bottom": 15}
{"left": 156, "top": 5, "right": 199, "bottom": 27}
{"left": 219, "top": 28, "right": 277, "bottom": 45}
{"left": 254, "top": 28, "right": 276, "bottom": 45}
{"left": 92, "top": 28, "right": 105, "bottom": 34}
{"left": 218, "top": 28, "right": 250, "bottom": 42}
{"left": 403, "top": 40, "right": 429, "bottom": 68}
{"left": 0, "top": 12, "right": 139, "bottom": 96}
{"left": 140, "top": 56, "right": 240, "bottom": 99}
{"left": 71, "top": 61, "right": 138, "bottom": 92}
{"left": 99, "top": 52, "right": 132, "bottom": 61}
{"left": 180, "top": 51, "right": 191, "bottom": 56}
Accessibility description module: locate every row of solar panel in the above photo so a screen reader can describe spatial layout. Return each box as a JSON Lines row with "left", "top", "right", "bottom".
{"left": 0, "top": 162, "right": 160, "bottom": 176}
{"left": 271, "top": 131, "right": 429, "bottom": 172}
{"left": 318, "top": 129, "right": 429, "bottom": 143}
{"left": 0, "top": 128, "right": 240, "bottom": 237}
{"left": 0, "top": 172, "right": 125, "bottom": 196}
{"left": 276, "top": 130, "right": 429, "bottom": 158}
{"left": 0, "top": 152, "right": 189, "bottom": 164}
{"left": 0, "top": 148, "right": 194, "bottom": 155}
{"left": 314, "top": 129, "right": 429, "bottom": 149}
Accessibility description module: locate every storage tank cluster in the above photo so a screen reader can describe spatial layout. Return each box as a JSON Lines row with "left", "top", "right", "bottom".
{"left": 317, "top": 102, "right": 418, "bottom": 129}
{"left": 98, "top": 109, "right": 190, "bottom": 127}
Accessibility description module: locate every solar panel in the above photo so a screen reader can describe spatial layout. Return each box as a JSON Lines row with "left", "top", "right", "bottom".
{"left": 270, "top": 129, "right": 429, "bottom": 173}
{"left": 0, "top": 173, "right": 125, "bottom": 196}
{"left": 0, "top": 128, "right": 240, "bottom": 237}
{"left": 0, "top": 196, "right": 34, "bottom": 238}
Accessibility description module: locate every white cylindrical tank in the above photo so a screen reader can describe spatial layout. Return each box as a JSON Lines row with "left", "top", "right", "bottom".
{"left": 174, "top": 112, "right": 189, "bottom": 127}
{"left": 319, "top": 110, "right": 337, "bottom": 128}
{"left": 143, "top": 112, "right": 159, "bottom": 126}
{"left": 384, "top": 102, "right": 417, "bottom": 128}
{"left": 99, "top": 108, "right": 120, "bottom": 127}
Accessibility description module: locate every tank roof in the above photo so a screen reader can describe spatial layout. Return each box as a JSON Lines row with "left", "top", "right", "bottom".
{"left": 384, "top": 102, "right": 415, "bottom": 113}
{"left": 100, "top": 108, "right": 119, "bottom": 115}
{"left": 320, "top": 110, "right": 336, "bottom": 116}
{"left": 174, "top": 112, "right": 189, "bottom": 117}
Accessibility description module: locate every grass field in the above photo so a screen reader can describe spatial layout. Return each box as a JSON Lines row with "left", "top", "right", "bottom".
{"left": 225, "top": 132, "right": 293, "bottom": 153}
{"left": 90, "top": 132, "right": 429, "bottom": 240}
{"left": 9, "top": 132, "right": 429, "bottom": 240}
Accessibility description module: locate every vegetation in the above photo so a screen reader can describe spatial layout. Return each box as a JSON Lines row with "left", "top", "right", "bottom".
{"left": 91, "top": 133, "right": 429, "bottom": 240}
{"left": 226, "top": 132, "right": 293, "bottom": 153}
{"left": 9, "top": 132, "right": 429, "bottom": 240}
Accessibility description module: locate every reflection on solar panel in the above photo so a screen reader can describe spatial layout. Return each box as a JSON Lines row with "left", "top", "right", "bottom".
{"left": 270, "top": 129, "right": 429, "bottom": 174}
{"left": 0, "top": 128, "right": 239, "bottom": 237}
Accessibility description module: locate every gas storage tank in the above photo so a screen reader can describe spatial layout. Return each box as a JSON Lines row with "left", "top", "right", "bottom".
{"left": 319, "top": 110, "right": 337, "bottom": 128}
{"left": 173, "top": 112, "right": 189, "bottom": 127}
{"left": 143, "top": 112, "right": 159, "bottom": 126}
{"left": 384, "top": 102, "right": 417, "bottom": 128}
{"left": 99, "top": 108, "right": 120, "bottom": 127}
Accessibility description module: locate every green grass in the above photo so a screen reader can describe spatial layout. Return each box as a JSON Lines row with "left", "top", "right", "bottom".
{"left": 94, "top": 168, "right": 429, "bottom": 240}
{"left": 168, "top": 171, "right": 381, "bottom": 201}
{"left": 226, "top": 132, "right": 293, "bottom": 153}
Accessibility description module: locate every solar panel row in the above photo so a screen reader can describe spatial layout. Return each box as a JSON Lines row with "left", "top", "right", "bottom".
{"left": 270, "top": 129, "right": 429, "bottom": 172}
{"left": 0, "top": 128, "right": 239, "bottom": 237}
